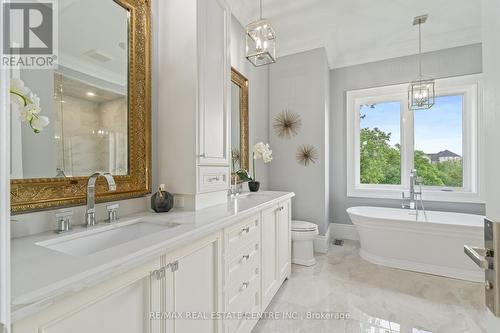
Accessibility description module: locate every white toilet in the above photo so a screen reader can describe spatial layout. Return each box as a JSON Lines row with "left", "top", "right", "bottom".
{"left": 291, "top": 220, "right": 319, "bottom": 266}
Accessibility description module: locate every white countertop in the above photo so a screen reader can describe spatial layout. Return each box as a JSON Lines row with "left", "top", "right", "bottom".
{"left": 11, "top": 191, "right": 295, "bottom": 322}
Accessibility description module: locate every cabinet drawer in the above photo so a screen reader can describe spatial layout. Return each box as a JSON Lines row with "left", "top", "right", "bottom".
{"left": 225, "top": 278, "right": 260, "bottom": 333}
{"left": 227, "top": 267, "right": 259, "bottom": 311}
{"left": 225, "top": 215, "right": 260, "bottom": 257}
{"left": 227, "top": 242, "right": 259, "bottom": 288}
{"left": 198, "top": 166, "right": 229, "bottom": 193}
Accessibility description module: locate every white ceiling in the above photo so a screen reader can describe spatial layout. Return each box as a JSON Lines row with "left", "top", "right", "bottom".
{"left": 58, "top": 0, "right": 128, "bottom": 86}
{"left": 227, "top": 0, "right": 482, "bottom": 68}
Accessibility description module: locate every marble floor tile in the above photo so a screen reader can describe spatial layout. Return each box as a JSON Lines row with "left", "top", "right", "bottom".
{"left": 253, "top": 241, "right": 487, "bottom": 333}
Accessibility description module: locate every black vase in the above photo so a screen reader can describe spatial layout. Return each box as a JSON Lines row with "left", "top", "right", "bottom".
{"left": 248, "top": 181, "right": 260, "bottom": 192}
{"left": 151, "top": 190, "right": 174, "bottom": 213}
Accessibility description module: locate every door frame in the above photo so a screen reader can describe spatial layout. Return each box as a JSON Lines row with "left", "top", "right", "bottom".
{"left": 0, "top": 0, "right": 11, "bottom": 329}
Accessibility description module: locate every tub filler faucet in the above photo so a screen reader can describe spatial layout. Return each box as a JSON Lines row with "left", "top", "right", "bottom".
{"left": 402, "top": 169, "right": 427, "bottom": 220}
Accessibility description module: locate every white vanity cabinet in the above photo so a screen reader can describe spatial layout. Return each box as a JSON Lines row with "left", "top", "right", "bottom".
{"left": 158, "top": 0, "right": 231, "bottom": 210}
{"left": 12, "top": 197, "right": 293, "bottom": 333}
{"left": 223, "top": 214, "right": 261, "bottom": 333}
{"left": 12, "top": 258, "right": 161, "bottom": 333}
{"left": 160, "top": 233, "right": 223, "bottom": 333}
{"left": 222, "top": 198, "right": 292, "bottom": 333}
{"left": 12, "top": 234, "right": 222, "bottom": 333}
{"left": 261, "top": 200, "right": 292, "bottom": 311}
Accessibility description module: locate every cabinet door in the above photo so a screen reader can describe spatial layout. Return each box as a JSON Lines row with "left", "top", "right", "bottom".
{"left": 197, "top": 0, "right": 230, "bottom": 166}
{"left": 13, "top": 260, "right": 161, "bottom": 333}
{"left": 276, "top": 200, "right": 291, "bottom": 280}
{"left": 260, "top": 205, "right": 278, "bottom": 310}
{"left": 164, "top": 234, "right": 222, "bottom": 333}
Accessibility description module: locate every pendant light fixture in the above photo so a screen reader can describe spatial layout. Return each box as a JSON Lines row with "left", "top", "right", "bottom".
{"left": 246, "top": 0, "right": 276, "bottom": 67}
{"left": 408, "top": 14, "right": 435, "bottom": 110}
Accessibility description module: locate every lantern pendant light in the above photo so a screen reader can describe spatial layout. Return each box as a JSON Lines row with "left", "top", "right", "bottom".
{"left": 245, "top": 0, "right": 276, "bottom": 67}
{"left": 409, "top": 15, "right": 435, "bottom": 110}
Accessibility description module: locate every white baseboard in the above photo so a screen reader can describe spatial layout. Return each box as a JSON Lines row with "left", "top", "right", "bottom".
{"left": 313, "top": 224, "right": 332, "bottom": 254}
{"left": 330, "top": 223, "right": 359, "bottom": 241}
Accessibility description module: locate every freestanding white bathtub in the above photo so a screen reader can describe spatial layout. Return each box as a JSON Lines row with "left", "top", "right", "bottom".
{"left": 346, "top": 206, "right": 485, "bottom": 282}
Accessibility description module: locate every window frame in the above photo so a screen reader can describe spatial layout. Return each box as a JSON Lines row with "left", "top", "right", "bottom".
{"left": 346, "top": 74, "right": 483, "bottom": 203}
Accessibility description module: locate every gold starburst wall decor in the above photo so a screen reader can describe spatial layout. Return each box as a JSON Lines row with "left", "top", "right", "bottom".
{"left": 273, "top": 109, "right": 302, "bottom": 139}
{"left": 296, "top": 144, "right": 319, "bottom": 166}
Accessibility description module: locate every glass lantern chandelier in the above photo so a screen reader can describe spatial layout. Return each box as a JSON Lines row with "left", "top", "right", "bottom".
{"left": 408, "top": 15, "right": 435, "bottom": 110}
{"left": 246, "top": 0, "right": 276, "bottom": 67}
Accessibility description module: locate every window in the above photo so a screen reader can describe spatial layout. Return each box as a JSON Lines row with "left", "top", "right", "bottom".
{"left": 359, "top": 101, "right": 401, "bottom": 185}
{"left": 346, "top": 75, "right": 482, "bottom": 203}
{"left": 414, "top": 95, "right": 463, "bottom": 188}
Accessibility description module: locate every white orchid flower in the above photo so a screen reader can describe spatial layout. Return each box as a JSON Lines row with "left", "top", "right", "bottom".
{"left": 24, "top": 102, "right": 41, "bottom": 115}
{"left": 19, "top": 109, "right": 34, "bottom": 123}
{"left": 250, "top": 142, "right": 273, "bottom": 182}
{"left": 253, "top": 142, "right": 273, "bottom": 163}
{"left": 10, "top": 78, "right": 31, "bottom": 95}
{"left": 9, "top": 78, "right": 49, "bottom": 134}
{"left": 31, "top": 116, "right": 50, "bottom": 132}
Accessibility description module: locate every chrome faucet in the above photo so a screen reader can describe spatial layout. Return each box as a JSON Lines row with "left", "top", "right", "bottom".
{"left": 402, "top": 169, "right": 427, "bottom": 220}
{"left": 84, "top": 172, "right": 116, "bottom": 227}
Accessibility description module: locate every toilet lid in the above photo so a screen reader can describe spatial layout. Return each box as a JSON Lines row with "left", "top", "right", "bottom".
{"left": 292, "top": 220, "right": 318, "bottom": 231}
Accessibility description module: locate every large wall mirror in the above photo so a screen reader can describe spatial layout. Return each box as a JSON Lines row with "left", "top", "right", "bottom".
{"left": 10, "top": 0, "right": 151, "bottom": 213}
{"left": 230, "top": 68, "right": 249, "bottom": 179}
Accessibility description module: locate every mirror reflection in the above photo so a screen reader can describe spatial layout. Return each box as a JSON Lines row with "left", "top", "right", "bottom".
{"left": 231, "top": 81, "right": 241, "bottom": 172}
{"left": 10, "top": 0, "right": 129, "bottom": 179}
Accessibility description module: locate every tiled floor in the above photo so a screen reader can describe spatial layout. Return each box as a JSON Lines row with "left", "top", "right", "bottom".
{"left": 253, "top": 241, "right": 487, "bottom": 333}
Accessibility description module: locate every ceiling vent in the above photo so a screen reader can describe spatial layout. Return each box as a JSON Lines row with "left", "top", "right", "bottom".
{"left": 84, "top": 49, "right": 113, "bottom": 63}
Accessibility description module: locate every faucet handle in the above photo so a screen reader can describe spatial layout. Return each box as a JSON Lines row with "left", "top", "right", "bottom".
{"left": 105, "top": 203, "right": 120, "bottom": 223}
{"left": 55, "top": 209, "right": 73, "bottom": 233}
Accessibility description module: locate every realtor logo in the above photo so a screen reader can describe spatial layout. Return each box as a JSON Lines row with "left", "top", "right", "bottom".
{"left": 2, "top": 0, "right": 57, "bottom": 68}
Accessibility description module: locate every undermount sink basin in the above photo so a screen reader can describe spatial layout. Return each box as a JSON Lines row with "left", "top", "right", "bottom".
{"left": 37, "top": 221, "right": 180, "bottom": 256}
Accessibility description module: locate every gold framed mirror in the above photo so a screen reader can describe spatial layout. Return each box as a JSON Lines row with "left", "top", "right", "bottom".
{"left": 10, "top": 0, "right": 151, "bottom": 213}
{"left": 230, "top": 68, "right": 249, "bottom": 179}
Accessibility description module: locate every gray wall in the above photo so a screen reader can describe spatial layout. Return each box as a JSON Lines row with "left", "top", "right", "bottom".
{"left": 330, "top": 43, "right": 485, "bottom": 225}
{"left": 230, "top": 16, "right": 270, "bottom": 189}
{"left": 269, "top": 48, "right": 330, "bottom": 234}
{"left": 19, "top": 69, "right": 56, "bottom": 178}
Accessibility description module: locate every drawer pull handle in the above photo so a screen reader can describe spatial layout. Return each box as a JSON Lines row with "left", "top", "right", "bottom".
{"left": 277, "top": 206, "right": 284, "bottom": 211}
{"left": 241, "top": 281, "right": 250, "bottom": 290}
{"left": 242, "top": 254, "right": 250, "bottom": 261}
{"left": 207, "top": 176, "right": 222, "bottom": 182}
{"left": 242, "top": 227, "right": 250, "bottom": 234}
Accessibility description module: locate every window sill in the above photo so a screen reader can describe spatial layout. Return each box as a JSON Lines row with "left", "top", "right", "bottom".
{"left": 347, "top": 187, "right": 485, "bottom": 204}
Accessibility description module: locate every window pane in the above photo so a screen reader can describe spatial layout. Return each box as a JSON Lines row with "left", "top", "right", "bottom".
{"left": 414, "top": 95, "right": 463, "bottom": 187}
{"left": 359, "top": 102, "right": 401, "bottom": 185}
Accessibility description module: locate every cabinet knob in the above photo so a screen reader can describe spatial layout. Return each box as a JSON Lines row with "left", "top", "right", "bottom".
{"left": 242, "top": 281, "right": 250, "bottom": 290}
{"left": 242, "top": 254, "right": 250, "bottom": 261}
{"left": 242, "top": 226, "right": 250, "bottom": 234}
